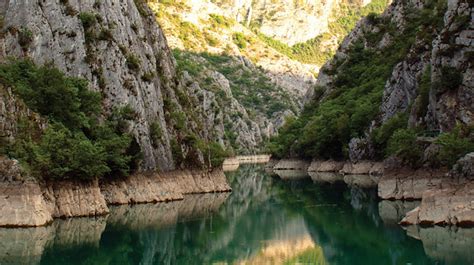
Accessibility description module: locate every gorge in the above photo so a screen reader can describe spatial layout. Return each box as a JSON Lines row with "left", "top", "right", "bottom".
{"left": 0, "top": 0, "right": 473, "bottom": 264}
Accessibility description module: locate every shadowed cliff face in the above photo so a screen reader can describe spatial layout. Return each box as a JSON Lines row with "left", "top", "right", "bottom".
{"left": 0, "top": 0, "right": 228, "bottom": 171}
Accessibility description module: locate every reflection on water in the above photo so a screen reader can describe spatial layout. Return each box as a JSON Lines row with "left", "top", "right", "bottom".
{"left": 309, "top": 172, "right": 344, "bottom": 184}
{"left": 1, "top": 164, "right": 473, "bottom": 265}
{"left": 274, "top": 169, "right": 309, "bottom": 180}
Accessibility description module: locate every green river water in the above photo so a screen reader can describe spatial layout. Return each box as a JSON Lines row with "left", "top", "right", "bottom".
{"left": 1, "top": 164, "right": 473, "bottom": 265}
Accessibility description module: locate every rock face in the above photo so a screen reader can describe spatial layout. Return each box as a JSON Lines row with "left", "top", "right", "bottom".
{"left": 302, "top": 0, "right": 474, "bottom": 161}
{"left": 0, "top": 0, "right": 223, "bottom": 171}
{"left": 44, "top": 179, "right": 109, "bottom": 219}
{"left": 378, "top": 168, "right": 449, "bottom": 200}
{"left": 450, "top": 152, "right": 474, "bottom": 180}
{"left": 212, "top": 0, "right": 372, "bottom": 45}
{"left": 340, "top": 161, "right": 384, "bottom": 175}
{"left": 0, "top": 169, "right": 230, "bottom": 227}
{"left": 0, "top": 181, "right": 52, "bottom": 227}
{"left": 153, "top": 1, "right": 317, "bottom": 153}
{"left": 101, "top": 169, "right": 231, "bottom": 205}
{"left": 400, "top": 181, "right": 474, "bottom": 226}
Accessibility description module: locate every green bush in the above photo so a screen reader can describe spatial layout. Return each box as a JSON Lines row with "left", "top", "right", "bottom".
{"left": 387, "top": 129, "right": 423, "bottom": 167}
{"left": 150, "top": 121, "right": 162, "bottom": 147}
{"left": 437, "top": 66, "right": 462, "bottom": 91}
{"left": 415, "top": 66, "right": 431, "bottom": 119}
{"left": 232, "top": 32, "right": 247, "bottom": 49}
{"left": 18, "top": 27, "right": 33, "bottom": 49}
{"left": 0, "top": 59, "right": 139, "bottom": 180}
{"left": 199, "top": 141, "right": 229, "bottom": 168}
{"left": 372, "top": 113, "right": 408, "bottom": 158}
{"left": 435, "top": 125, "right": 474, "bottom": 167}
{"left": 126, "top": 54, "right": 141, "bottom": 71}
{"left": 78, "top": 12, "right": 97, "bottom": 29}
{"left": 12, "top": 123, "right": 109, "bottom": 180}
{"left": 0, "top": 59, "right": 101, "bottom": 130}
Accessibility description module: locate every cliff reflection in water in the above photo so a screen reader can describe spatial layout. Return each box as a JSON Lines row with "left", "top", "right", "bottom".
{"left": 1, "top": 164, "right": 474, "bottom": 265}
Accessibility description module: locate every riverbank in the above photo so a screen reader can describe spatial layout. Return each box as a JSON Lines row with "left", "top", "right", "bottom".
{"left": 0, "top": 168, "right": 231, "bottom": 227}
{"left": 222, "top": 155, "right": 271, "bottom": 172}
{"left": 267, "top": 153, "right": 474, "bottom": 227}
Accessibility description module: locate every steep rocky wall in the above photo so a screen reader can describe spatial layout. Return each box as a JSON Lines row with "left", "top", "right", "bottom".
{"left": 212, "top": 0, "right": 372, "bottom": 45}
{"left": 0, "top": 0, "right": 222, "bottom": 171}
{"left": 304, "top": 0, "right": 473, "bottom": 161}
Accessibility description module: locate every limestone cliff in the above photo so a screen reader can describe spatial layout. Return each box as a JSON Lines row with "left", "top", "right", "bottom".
{"left": 270, "top": 0, "right": 473, "bottom": 165}
{"left": 0, "top": 0, "right": 226, "bottom": 171}
{"left": 211, "top": 0, "right": 372, "bottom": 46}
{"left": 314, "top": 0, "right": 473, "bottom": 160}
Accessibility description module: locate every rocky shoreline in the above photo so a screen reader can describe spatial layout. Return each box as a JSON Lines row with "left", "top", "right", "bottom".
{"left": 0, "top": 169, "right": 231, "bottom": 227}
{"left": 268, "top": 153, "right": 474, "bottom": 227}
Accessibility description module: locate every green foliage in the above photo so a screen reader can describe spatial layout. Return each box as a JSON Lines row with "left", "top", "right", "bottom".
{"left": 12, "top": 123, "right": 109, "bottom": 180}
{"left": 78, "top": 12, "right": 97, "bottom": 29}
{"left": 372, "top": 113, "right": 408, "bottom": 158}
{"left": 150, "top": 122, "right": 162, "bottom": 147}
{"left": 18, "top": 27, "right": 33, "bottom": 49}
{"left": 414, "top": 66, "right": 431, "bottom": 119}
{"left": 232, "top": 32, "right": 247, "bottom": 49}
{"left": 209, "top": 14, "right": 232, "bottom": 28}
{"left": 0, "top": 59, "right": 139, "bottom": 180}
{"left": 0, "top": 59, "right": 101, "bottom": 130}
{"left": 387, "top": 129, "right": 423, "bottom": 167}
{"left": 199, "top": 141, "right": 229, "bottom": 168}
{"left": 435, "top": 66, "right": 462, "bottom": 92}
{"left": 170, "top": 139, "right": 184, "bottom": 166}
{"left": 126, "top": 54, "right": 141, "bottom": 71}
{"left": 435, "top": 125, "right": 474, "bottom": 167}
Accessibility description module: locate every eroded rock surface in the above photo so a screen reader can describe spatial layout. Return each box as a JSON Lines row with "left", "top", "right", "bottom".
{"left": 0, "top": 169, "right": 230, "bottom": 227}
{"left": 378, "top": 169, "right": 449, "bottom": 200}
{"left": 400, "top": 182, "right": 474, "bottom": 226}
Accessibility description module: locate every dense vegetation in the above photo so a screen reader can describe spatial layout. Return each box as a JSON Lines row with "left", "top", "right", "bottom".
{"left": 0, "top": 59, "right": 140, "bottom": 180}
{"left": 252, "top": 0, "right": 390, "bottom": 65}
{"left": 267, "top": 0, "right": 473, "bottom": 168}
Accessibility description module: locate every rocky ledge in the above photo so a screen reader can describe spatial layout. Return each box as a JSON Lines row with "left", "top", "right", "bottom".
{"left": 383, "top": 153, "right": 474, "bottom": 227}
{"left": 400, "top": 182, "right": 474, "bottom": 227}
{"left": 0, "top": 160, "right": 231, "bottom": 227}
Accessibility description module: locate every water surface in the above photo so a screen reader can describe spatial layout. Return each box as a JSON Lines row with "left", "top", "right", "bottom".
{"left": 1, "top": 164, "right": 473, "bottom": 265}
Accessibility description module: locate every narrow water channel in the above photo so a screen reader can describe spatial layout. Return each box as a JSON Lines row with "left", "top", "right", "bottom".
{"left": 1, "top": 164, "right": 473, "bottom": 265}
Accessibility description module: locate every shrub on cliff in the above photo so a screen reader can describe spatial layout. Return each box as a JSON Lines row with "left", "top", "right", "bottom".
{"left": 387, "top": 129, "right": 423, "bottom": 167}
{"left": 435, "top": 125, "right": 474, "bottom": 167}
{"left": 0, "top": 59, "right": 138, "bottom": 180}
